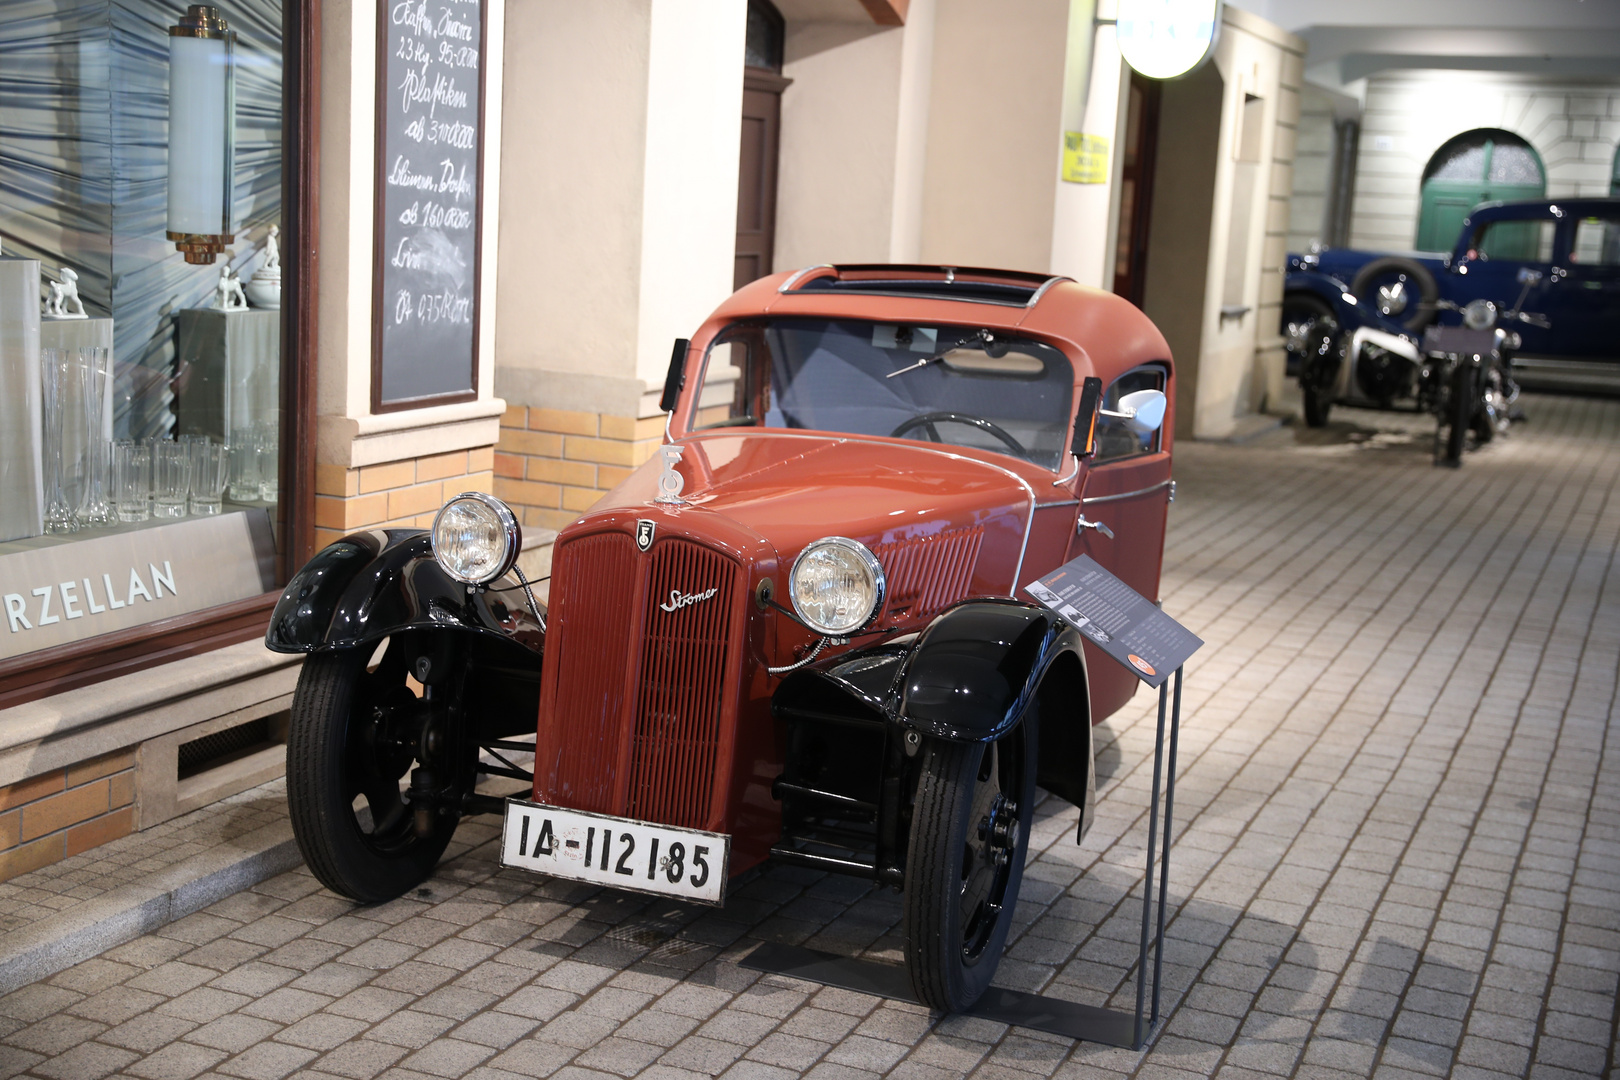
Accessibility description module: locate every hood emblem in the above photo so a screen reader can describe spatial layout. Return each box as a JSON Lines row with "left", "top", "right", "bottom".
{"left": 653, "top": 444, "right": 687, "bottom": 505}
{"left": 660, "top": 587, "right": 718, "bottom": 613}
{"left": 635, "top": 520, "right": 656, "bottom": 551}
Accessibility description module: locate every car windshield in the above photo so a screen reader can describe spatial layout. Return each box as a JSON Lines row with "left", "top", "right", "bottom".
{"left": 693, "top": 318, "right": 1075, "bottom": 470}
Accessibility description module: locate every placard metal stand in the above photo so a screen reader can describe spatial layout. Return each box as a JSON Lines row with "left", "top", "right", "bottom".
{"left": 743, "top": 665, "right": 1185, "bottom": 1049}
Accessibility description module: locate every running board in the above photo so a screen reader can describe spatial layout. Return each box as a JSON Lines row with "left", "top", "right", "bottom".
{"left": 1511, "top": 356, "right": 1620, "bottom": 393}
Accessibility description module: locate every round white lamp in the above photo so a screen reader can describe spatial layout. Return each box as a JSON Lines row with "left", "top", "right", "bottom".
{"left": 1116, "top": 0, "right": 1221, "bottom": 81}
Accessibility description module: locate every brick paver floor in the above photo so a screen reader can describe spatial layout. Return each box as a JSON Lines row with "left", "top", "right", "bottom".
{"left": 1, "top": 393, "right": 1615, "bottom": 1080}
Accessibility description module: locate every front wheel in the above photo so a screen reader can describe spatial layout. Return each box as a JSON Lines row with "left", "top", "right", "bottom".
{"left": 287, "top": 642, "right": 463, "bottom": 902}
{"left": 903, "top": 719, "right": 1036, "bottom": 1012}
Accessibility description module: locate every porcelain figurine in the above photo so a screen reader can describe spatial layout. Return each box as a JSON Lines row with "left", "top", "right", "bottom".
{"left": 43, "top": 267, "right": 88, "bottom": 319}
{"left": 215, "top": 263, "right": 248, "bottom": 312}
{"left": 245, "top": 225, "right": 282, "bottom": 310}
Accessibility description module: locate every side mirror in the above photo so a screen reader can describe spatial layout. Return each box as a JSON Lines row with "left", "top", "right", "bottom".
{"left": 1102, "top": 389, "right": 1168, "bottom": 436}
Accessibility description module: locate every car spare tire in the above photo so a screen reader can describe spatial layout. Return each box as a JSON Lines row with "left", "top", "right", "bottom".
{"left": 1351, "top": 256, "right": 1439, "bottom": 332}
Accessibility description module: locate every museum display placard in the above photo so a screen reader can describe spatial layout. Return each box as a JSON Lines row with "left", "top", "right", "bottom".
{"left": 372, "top": 0, "right": 486, "bottom": 409}
{"left": 1026, "top": 554, "right": 1203, "bottom": 686}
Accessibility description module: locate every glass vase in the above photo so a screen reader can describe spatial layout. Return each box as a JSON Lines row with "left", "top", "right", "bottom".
{"left": 79, "top": 347, "right": 116, "bottom": 527}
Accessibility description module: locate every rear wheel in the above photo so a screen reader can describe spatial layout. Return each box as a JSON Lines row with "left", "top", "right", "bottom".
{"left": 287, "top": 642, "right": 463, "bottom": 902}
{"left": 903, "top": 718, "right": 1036, "bottom": 1012}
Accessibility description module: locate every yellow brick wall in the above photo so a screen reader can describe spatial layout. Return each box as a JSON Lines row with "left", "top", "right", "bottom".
{"left": 313, "top": 448, "right": 496, "bottom": 550}
{"left": 494, "top": 407, "right": 664, "bottom": 532}
{"left": 0, "top": 750, "right": 136, "bottom": 883}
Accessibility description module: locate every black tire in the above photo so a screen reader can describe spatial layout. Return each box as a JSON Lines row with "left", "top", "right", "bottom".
{"left": 1443, "top": 362, "right": 1474, "bottom": 465}
{"left": 1281, "top": 292, "right": 1338, "bottom": 380}
{"left": 903, "top": 718, "right": 1036, "bottom": 1012}
{"left": 1351, "top": 256, "right": 1439, "bottom": 333}
{"left": 1300, "top": 350, "right": 1337, "bottom": 428}
{"left": 287, "top": 644, "right": 460, "bottom": 902}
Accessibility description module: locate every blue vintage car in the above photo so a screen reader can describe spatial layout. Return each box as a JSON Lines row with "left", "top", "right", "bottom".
{"left": 1283, "top": 198, "right": 1620, "bottom": 419}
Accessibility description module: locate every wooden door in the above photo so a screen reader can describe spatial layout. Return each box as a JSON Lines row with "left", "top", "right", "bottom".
{"left": 735, "top": 69, "right": 788, "bottom": 290}
{"left": 1111, "top": 71, "right": 1161, "bottom": 308}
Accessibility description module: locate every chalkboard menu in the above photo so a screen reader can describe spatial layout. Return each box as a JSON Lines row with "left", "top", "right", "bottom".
{"left": 372, "top": 0, "right": 486, "bottom": 410}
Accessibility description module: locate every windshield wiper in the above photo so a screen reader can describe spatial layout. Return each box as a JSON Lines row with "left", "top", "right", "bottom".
{"left": 885, "top": 328, "right": 999, "bottom": 378}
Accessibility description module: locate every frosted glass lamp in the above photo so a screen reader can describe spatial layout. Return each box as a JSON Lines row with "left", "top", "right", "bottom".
{"left": 167, "top": 5, "right": 236, "bottom": 264}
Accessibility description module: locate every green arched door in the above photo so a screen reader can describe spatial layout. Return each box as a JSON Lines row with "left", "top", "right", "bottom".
{"left": 1416, "top": 129, "right": 1545, "bottom": 252}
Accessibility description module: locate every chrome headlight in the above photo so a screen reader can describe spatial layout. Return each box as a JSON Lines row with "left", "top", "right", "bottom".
{"left": 789, "top": 537, "right": 885, "bottom": 637}
{"left": 1462, "top": 298, "right": 1498, "bottom": 331}
{"left": 431, "top": 492, "right": 521, "bottom": 585}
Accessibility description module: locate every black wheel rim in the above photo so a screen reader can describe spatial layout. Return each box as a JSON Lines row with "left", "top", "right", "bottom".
{"left": 342, "top": 640, "right": 435, "bottom": 855}
{"left": 957, "top": 740, "right": 1021, "bottom": 965}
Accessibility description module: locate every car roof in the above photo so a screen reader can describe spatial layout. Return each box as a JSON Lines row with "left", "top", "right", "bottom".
{"left": 696, "top": 264, "right": 1173, "bottom": 390}
{"left": 1468, "top": 197, "right": 1620, "bottom": 223}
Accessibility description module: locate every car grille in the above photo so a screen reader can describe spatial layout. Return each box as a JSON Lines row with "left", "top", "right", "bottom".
{"left": 873, "top": 525, "right": 984, "bottom": 621}
{"left": 542, "top": 530, "right": 741, "bottom": 830}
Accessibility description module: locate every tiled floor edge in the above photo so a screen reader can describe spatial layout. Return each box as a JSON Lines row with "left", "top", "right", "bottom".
{"left": 0, "top": 820, "right": 300, "bottom": 995}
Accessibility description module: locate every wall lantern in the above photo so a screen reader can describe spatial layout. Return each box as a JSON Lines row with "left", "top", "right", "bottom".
{"left": 167, "top": 5, "right": 236, "bottom": 264}
{"left": 1116, "top": 0, "right": 1221, "bottom": 80}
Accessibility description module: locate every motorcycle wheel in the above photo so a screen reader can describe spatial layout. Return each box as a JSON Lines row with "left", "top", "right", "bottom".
{"left": 287, "top": 641, "right": 462, "bottom": 902}
{"left": 903, "top": 717, "right": 1035, "bottom": 1013}
{"left": 1442, "top": 362, "right": 1474, "bottom": 466}
{"left": 1300, "top": 354, "right": 1336, "bottom": 427}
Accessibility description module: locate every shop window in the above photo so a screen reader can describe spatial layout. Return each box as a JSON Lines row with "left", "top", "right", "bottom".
{"left": 1416, "top": 129, "right": 1545, "bottom": 251}
{"left": 0, "top": 0, "right": 313, "bottom": 704}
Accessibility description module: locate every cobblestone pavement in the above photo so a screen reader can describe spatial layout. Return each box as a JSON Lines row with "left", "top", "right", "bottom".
{"left": 1, "top": 393, "right": 1616, "bottom": 1080}
{"left": 0, "top": 782, "right": 289, "bottom": 940}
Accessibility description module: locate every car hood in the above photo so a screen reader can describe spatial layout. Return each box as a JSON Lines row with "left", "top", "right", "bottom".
{"left": 583, "top": 431, "right": 1038, "bottom": 593}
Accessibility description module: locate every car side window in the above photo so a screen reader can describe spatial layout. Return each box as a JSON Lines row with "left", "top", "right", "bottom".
{"left": 1467, "top": 219, "right": 1555, "bottom": 263}
{"left": 1568, "top": 216, "right": 1620, "bottom": 266}
{"left": 693, "top": 327, "right": 770, "bottom": 429}
{"left": 1093, "top": 365, "right": 1167, "bottom": 463}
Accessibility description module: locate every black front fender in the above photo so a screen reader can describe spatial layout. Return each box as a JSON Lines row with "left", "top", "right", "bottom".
{"left": 771, "top": 600, "right": 1095, "bottom": 824}
{"left": 899, "top": 599, "right": 1076, "bottom": 742}
{"left": 265, "top": 530, "right": 544, "bottom": 655}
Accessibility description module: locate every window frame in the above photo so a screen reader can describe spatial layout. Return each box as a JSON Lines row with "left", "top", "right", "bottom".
{"left": 0, "top": 0, "right": 319, "bottom": 710}
{"left": 1091, "top": 363, "right": 1169, "bottom": 465}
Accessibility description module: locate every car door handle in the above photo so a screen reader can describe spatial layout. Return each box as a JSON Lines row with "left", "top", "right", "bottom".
{"left": 1077, "top": 516, "right": 1115, "bottom": 540}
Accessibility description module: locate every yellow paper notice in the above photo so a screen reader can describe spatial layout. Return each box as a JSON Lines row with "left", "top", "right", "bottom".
{"left": 1062, "top": 132, "right": 1110, "bottom": 184}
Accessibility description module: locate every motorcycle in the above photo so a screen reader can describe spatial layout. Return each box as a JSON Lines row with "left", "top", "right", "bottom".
{"left": 1298, "top": 268, "right": 1547, "bottom": 466}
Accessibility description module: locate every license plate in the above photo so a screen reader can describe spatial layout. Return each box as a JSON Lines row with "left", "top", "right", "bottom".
{"left": 499, "top": 799, "right": 730, "bottom": 905}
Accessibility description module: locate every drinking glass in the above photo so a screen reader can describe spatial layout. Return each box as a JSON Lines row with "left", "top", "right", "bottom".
{"left": 256, "top": 413, "right": 280, "bottom": 504}
{"left": 79, "top": 347, "right": 116, "bottom": 527}
{"left": 153, "top": 440, "right": 191, "bottom": 518}
{"left": 189, "top": 440, "right": 230, "bottom": 515}
{"left": 229, "top": 426, "right": 261, "bottom": 501}
{"left": 113, "top": 440, "right": 151, "bottom": 523}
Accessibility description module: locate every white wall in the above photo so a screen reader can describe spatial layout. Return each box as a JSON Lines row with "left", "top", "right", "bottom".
{"left": 492, "top": 0, "right": 745, "bottom": 418}
{"left": 1350, "top": 74, "right": 1620, "bottom": 253}
{"left": 317, "top": 0, "right": 509, "bottom": 469}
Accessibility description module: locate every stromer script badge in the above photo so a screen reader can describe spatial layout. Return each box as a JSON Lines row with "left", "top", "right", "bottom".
{"left": 659, "top": 587, "right": 717, "bottom": 613}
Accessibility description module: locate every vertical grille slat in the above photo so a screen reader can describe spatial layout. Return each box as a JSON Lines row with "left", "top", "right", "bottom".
{"left": 627, "top": 538, "right": 739, "bottom": 830}
{"left": 875, "top": 526, "right": 985, "bottom": 621}
{"left": 546, "top": 532, "right": 639, "bottom": 813}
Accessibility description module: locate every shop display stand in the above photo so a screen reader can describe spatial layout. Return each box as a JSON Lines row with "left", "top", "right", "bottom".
{"left": 742, "top": 667, "right": 1184, "bottom": 1049}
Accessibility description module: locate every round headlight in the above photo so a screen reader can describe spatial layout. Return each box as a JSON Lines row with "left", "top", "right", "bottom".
{"left": 789, "top": 537, "right": 885, "bottom": 637}
{"left": 431, "top": 493, "right": 521, "bottom": 585}
{"left": 1462, "top": 298, "right": 1498, "bottom": 331}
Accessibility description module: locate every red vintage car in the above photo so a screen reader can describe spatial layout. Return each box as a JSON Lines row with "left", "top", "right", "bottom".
{"left": 268, "top": 264, "right": 1174, "bottom": 1011}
